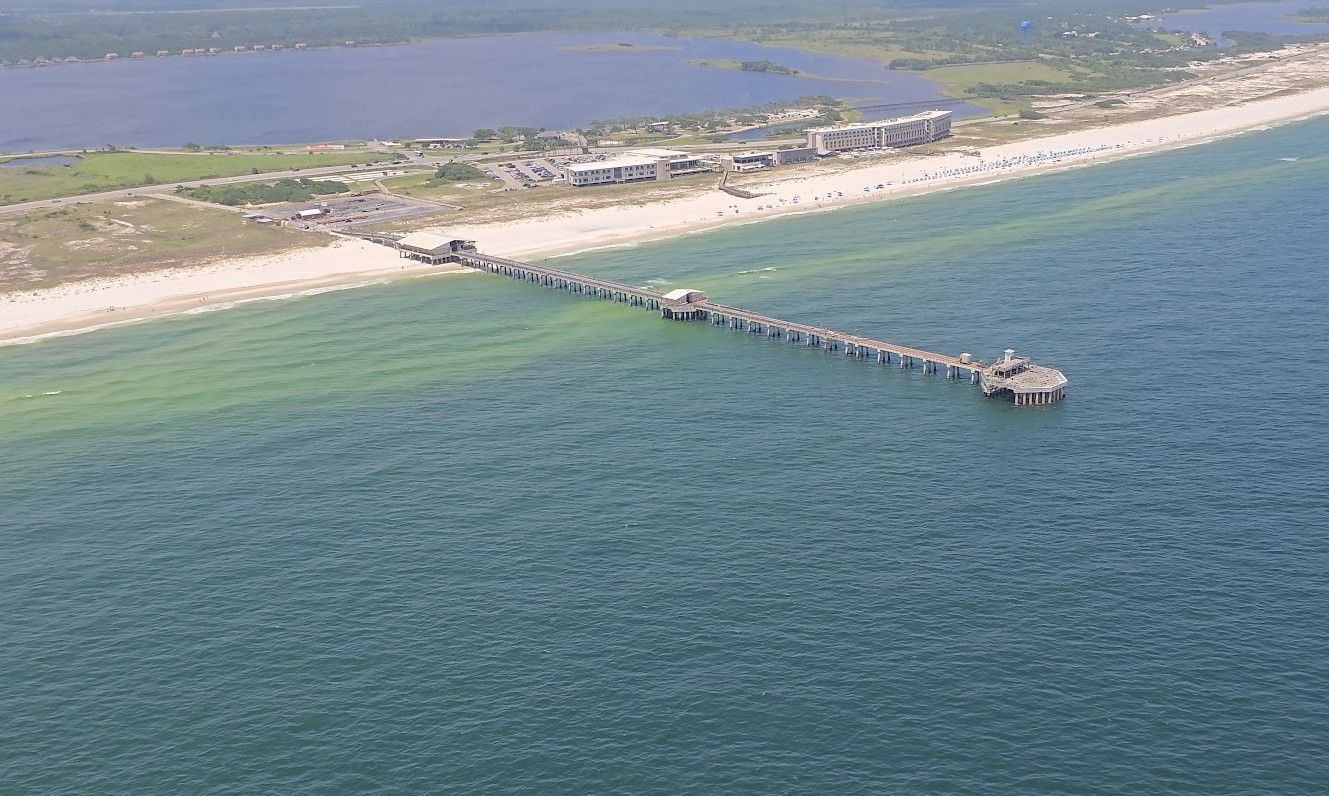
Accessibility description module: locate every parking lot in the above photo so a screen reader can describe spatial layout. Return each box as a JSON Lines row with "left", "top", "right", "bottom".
{"left": 491, "top": 157, "right": 565, "bottom": 189}
{"left": 267, "top": 194, "right": 446, "bottom": 229}
{"left": 324, "top": 169, "right": 412, "bottom": 184}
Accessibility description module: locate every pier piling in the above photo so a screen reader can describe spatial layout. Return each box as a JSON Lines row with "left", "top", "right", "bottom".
{"left": 456, "top": 251, "right": 1066, "bottom": 405}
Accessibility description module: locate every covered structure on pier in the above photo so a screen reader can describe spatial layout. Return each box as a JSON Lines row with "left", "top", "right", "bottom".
{"left": 659, "top": 288, "right": 707, "bottom": 320}
{"left": 396, "top": 232, "right": 477, "bottom": 264}
{"left": 979, "top": 349, "right": 1068, "bottom": 405}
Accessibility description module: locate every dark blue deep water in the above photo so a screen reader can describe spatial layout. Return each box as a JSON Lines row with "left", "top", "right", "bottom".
{"left": 2, "top": 117, "right": 1328, "bottom": 793}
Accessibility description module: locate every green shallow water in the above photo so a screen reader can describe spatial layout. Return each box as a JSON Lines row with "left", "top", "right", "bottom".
{"left": 2, "top": 118, "right": 1328, "bottom": 794}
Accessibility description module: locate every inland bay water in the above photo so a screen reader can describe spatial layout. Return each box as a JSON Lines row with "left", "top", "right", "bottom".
{"left": 0, "top": 30, "right": 961, "bottom": 152}
{"left": 1153, "top": 1, "right": 1329, "bottom": 40}
{"left": 3, "top": 117, "right": 1329, "bottom": 792}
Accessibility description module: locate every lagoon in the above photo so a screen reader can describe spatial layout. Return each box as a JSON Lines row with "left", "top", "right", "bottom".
{"left": 0, "top": 31, "right": 951, "bottom": 153}
{"left": 1153, "top": 1, "right": 1329, "bottom": 41}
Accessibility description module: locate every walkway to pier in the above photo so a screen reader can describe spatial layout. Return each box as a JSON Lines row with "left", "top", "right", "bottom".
{"left": 455, "top": 251, "right": 1067, "bottom": 403}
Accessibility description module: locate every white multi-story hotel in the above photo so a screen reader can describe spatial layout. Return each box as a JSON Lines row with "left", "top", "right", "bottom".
{"left": 566, "top": 156, "right": 661, "bottom": 187}
{"left": 566, "top": 148, "right": 711, "bottom": 187}
{"left": 805, "top": 110, "right": 953, "bottom": 153}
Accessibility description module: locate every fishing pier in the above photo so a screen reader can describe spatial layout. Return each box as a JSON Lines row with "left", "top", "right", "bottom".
{"left": 454, "top": 250, "right": 1068, "bottom": 405}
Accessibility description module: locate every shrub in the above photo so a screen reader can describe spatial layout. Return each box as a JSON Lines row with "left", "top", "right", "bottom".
{"left": 434, "top": 163, "right": 485, "bottom": 181}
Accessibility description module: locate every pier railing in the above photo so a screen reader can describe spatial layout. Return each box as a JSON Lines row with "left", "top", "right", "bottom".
{"left": 456, "top": 251, "right": 1067, "bottom": 404}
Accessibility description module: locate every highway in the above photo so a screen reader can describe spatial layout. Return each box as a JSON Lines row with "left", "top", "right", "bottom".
{"left": 6, "top": 40, "right": 1321, "bottom": 220}
{"left": 0, "top": 138, "right": 807, "bottom": 218}
{"left": 0, "top": 156, "right": 454, "bottom": 218}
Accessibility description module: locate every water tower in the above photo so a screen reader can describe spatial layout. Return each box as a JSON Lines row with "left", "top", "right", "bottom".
{"left": 1019, "top": 20, "right": 1032, "bottom": 43}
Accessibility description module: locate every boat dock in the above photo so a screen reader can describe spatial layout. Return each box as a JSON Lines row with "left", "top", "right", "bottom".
{"left": 455, "top": 250, "right": 1068, "bottom": 405}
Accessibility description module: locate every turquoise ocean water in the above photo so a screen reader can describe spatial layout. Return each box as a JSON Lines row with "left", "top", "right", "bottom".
{"left": 3, "top": 117, "right": 1328, "bottom": 793}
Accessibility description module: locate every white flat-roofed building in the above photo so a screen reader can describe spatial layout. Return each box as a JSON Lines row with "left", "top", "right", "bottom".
{"left": 806, "top": 110, "right": 953, "bottom": 153}
{"left": 729, "top": 151, "right": 776, "bottom": 171}
{"left": 662, "top": 288, "right": 705, "bottom": 303}
{"left": 629, "top": 147, "right": 687, "bottom": 159}
{"left": 629, "top": 147, "right": 710, "bottom": 176}
{"left": 568, "top": 148, "right": 713, "bottom": 187}
{"left": 659, "top": 288, "right": 707, "bottom": 320}
{"left": 566, "top": 156, "right": 661, "bottom": 187}
{"left": 414, "top": 137, "right": 469, "bottom": 148}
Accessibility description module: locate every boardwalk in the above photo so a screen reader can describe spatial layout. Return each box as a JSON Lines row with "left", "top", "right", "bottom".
{"left": 455, "top": 251, "right": 1068, "bottom": 405}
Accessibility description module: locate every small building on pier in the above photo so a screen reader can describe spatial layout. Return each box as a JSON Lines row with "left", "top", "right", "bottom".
{"left": 979, "top": 349, "right": 1068, "bottom": 405}
{"left": 660, "top": 288, "right": 707, "bottom": 320}
{"left": 459, "top": 248, "right": 1069, "bottom": 406}
{"left": 396, "top": 231, "right": 477, "bottom": 264}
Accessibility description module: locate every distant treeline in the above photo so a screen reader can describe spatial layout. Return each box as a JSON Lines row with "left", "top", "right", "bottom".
{"left": 462, "top": 127, "right": 572, "bottom": 151}
{"left": 750, "top": 7, "right": 1327, "bottom": 102}
{"left": 2, "top": 0, "right": 1324, "bottom": 87}
{"left": 180, "top": 177, "right": 344, "bottom": 206}
{"left": 0, "top": 0, "right": 950, "bottom": 61}
{"left": 582, "top": 95, "right": 839, "bottom": 137}
{"left": 0, "top": 0, "right": 1243, "bottom": 62}
{"left": 872, "top": 11, "right": 1291, "bottom": 71}
{"left": 740, "top": 60, "right": 799, "bottom": 75}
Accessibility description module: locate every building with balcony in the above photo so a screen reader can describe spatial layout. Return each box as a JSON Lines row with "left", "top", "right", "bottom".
{"left": 806, "top": 110, "right": 953, "bottom": 153}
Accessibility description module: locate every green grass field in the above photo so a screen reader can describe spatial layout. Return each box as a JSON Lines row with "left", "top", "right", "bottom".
{"left": 723, "top": 29, "right": 942, "bottom": 67}
{"left": 920, "top": 60, "right": 1088, "bottom": 113}
{"left": 922, "top": 60, "right": 1081, "bottom": 93}
{"left": 0, "top": 149, "right": 384, "bottom": 206}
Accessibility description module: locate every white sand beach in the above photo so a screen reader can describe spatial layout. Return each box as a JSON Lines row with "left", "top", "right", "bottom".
{"left": 451, "top": 86, "right": 1329, "bottom": 260}
{"left": 0, "top": 240, "right": 470, "bottom": 345}
{"left": 4, "top": 82, "right": 1329, "bottom": 346}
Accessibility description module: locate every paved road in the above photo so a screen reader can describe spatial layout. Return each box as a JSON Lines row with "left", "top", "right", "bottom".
{"left": 0, "top": 148, "right": 536, "bottom": 216}
{"left": 0, "top": 157, "right": 464, "bottom": 218}
{"left": 0, "top": 136, "right": 823, "bottom": 217}
{"left": 12, "top": 42, "right": 1318, "bottom": 221}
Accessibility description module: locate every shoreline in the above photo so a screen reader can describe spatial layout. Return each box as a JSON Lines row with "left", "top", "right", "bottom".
{"left": 445, "top": 87, "right": 1329, "bottom": 262}
{"left": 4, "top": 85, "right": 1329, "bottom": 346}
{"left": 0, "top": 241, "right": 472, "bottom": 346}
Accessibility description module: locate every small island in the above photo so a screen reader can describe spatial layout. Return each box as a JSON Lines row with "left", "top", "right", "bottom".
{"left": 558, "top": 42, "right": 682, "bottom": 53}
{"left": 688, "top": 58, "right": 801, "bottom": 75}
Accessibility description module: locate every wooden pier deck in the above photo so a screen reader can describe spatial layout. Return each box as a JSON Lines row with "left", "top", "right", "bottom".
{"left": 455, "top": 251, "right": 1067, "bottom": 404}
